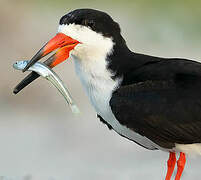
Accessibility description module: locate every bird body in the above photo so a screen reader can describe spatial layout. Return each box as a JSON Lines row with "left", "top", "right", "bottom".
{"left": 61, "top": 18, "right": 201, "bottom": 154}
{"left": 73, "top": 45, "right": 201, "bottom": 153}
{"left": 15, "top": 8, "right": 201, "bottom": 180}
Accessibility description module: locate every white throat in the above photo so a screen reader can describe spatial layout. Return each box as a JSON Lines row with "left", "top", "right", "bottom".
{"left": 58, "top": 23, "right": 120, "bottom": 116}
{"left": 72, "top": 54, "right": 120, "bottom": 116}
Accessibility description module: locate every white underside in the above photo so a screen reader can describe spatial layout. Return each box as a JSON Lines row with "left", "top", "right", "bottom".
{"left": 174, "top": 144, "right": 201, "bottom": 155}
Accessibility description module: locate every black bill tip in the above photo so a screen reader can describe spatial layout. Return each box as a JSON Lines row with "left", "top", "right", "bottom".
{"left": 13, "top": 88, "right": 19, "bottom": 94}
{"left": 13, "top": 53, "right": 55, "bottom": 94}
{"left": 13, "top": 72, "right": 40, "bottom": 94}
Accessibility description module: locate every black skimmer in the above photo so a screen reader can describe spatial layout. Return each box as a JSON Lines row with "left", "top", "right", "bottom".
{"left": 15, "top": 8, "right": 201, "bottom": 180}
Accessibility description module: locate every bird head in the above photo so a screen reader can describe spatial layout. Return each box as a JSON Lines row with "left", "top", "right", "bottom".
{"left": 23, "top": 9, "right": 123, "bottom": 72}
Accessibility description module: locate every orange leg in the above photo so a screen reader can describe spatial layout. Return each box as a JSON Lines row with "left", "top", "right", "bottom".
{"left": 175, "top": 152, "right": 186, "bottom": 180}
{"left": 165, "top": 152, "right": 176, "bottom": 180}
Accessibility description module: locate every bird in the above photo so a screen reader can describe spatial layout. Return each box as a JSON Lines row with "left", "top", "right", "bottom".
{"left": 15, "top": 8, "right": 201, "bottom": 180}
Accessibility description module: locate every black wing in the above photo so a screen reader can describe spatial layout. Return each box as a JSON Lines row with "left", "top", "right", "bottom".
{"left": 110, "top": 57, "right": 201, "bottom": 149}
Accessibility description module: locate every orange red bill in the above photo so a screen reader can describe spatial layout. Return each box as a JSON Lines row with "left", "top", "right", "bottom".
{"left": 13, "top": 33, "right": 80, "bottom": 94}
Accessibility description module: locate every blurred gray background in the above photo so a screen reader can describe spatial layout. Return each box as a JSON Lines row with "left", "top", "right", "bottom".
{"left": 1, "top": 0, "right": 201, "bottom": 179}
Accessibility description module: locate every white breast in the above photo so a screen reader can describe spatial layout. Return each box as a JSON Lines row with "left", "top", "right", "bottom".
{"left": 72, "top": 55, "right": 162, "bottom": 150}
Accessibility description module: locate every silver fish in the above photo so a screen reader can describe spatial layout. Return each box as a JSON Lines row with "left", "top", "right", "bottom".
{"left": 13, "top": 60, "right": 80, "bottom": 114}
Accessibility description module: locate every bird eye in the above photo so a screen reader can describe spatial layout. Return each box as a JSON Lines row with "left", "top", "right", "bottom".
{"left": 82, "top": 19, "right": 95, "bottom": 28}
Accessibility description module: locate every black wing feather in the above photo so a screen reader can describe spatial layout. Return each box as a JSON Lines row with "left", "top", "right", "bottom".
{"left": 110, "top": 57, "right": 201, "bottom": 149}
